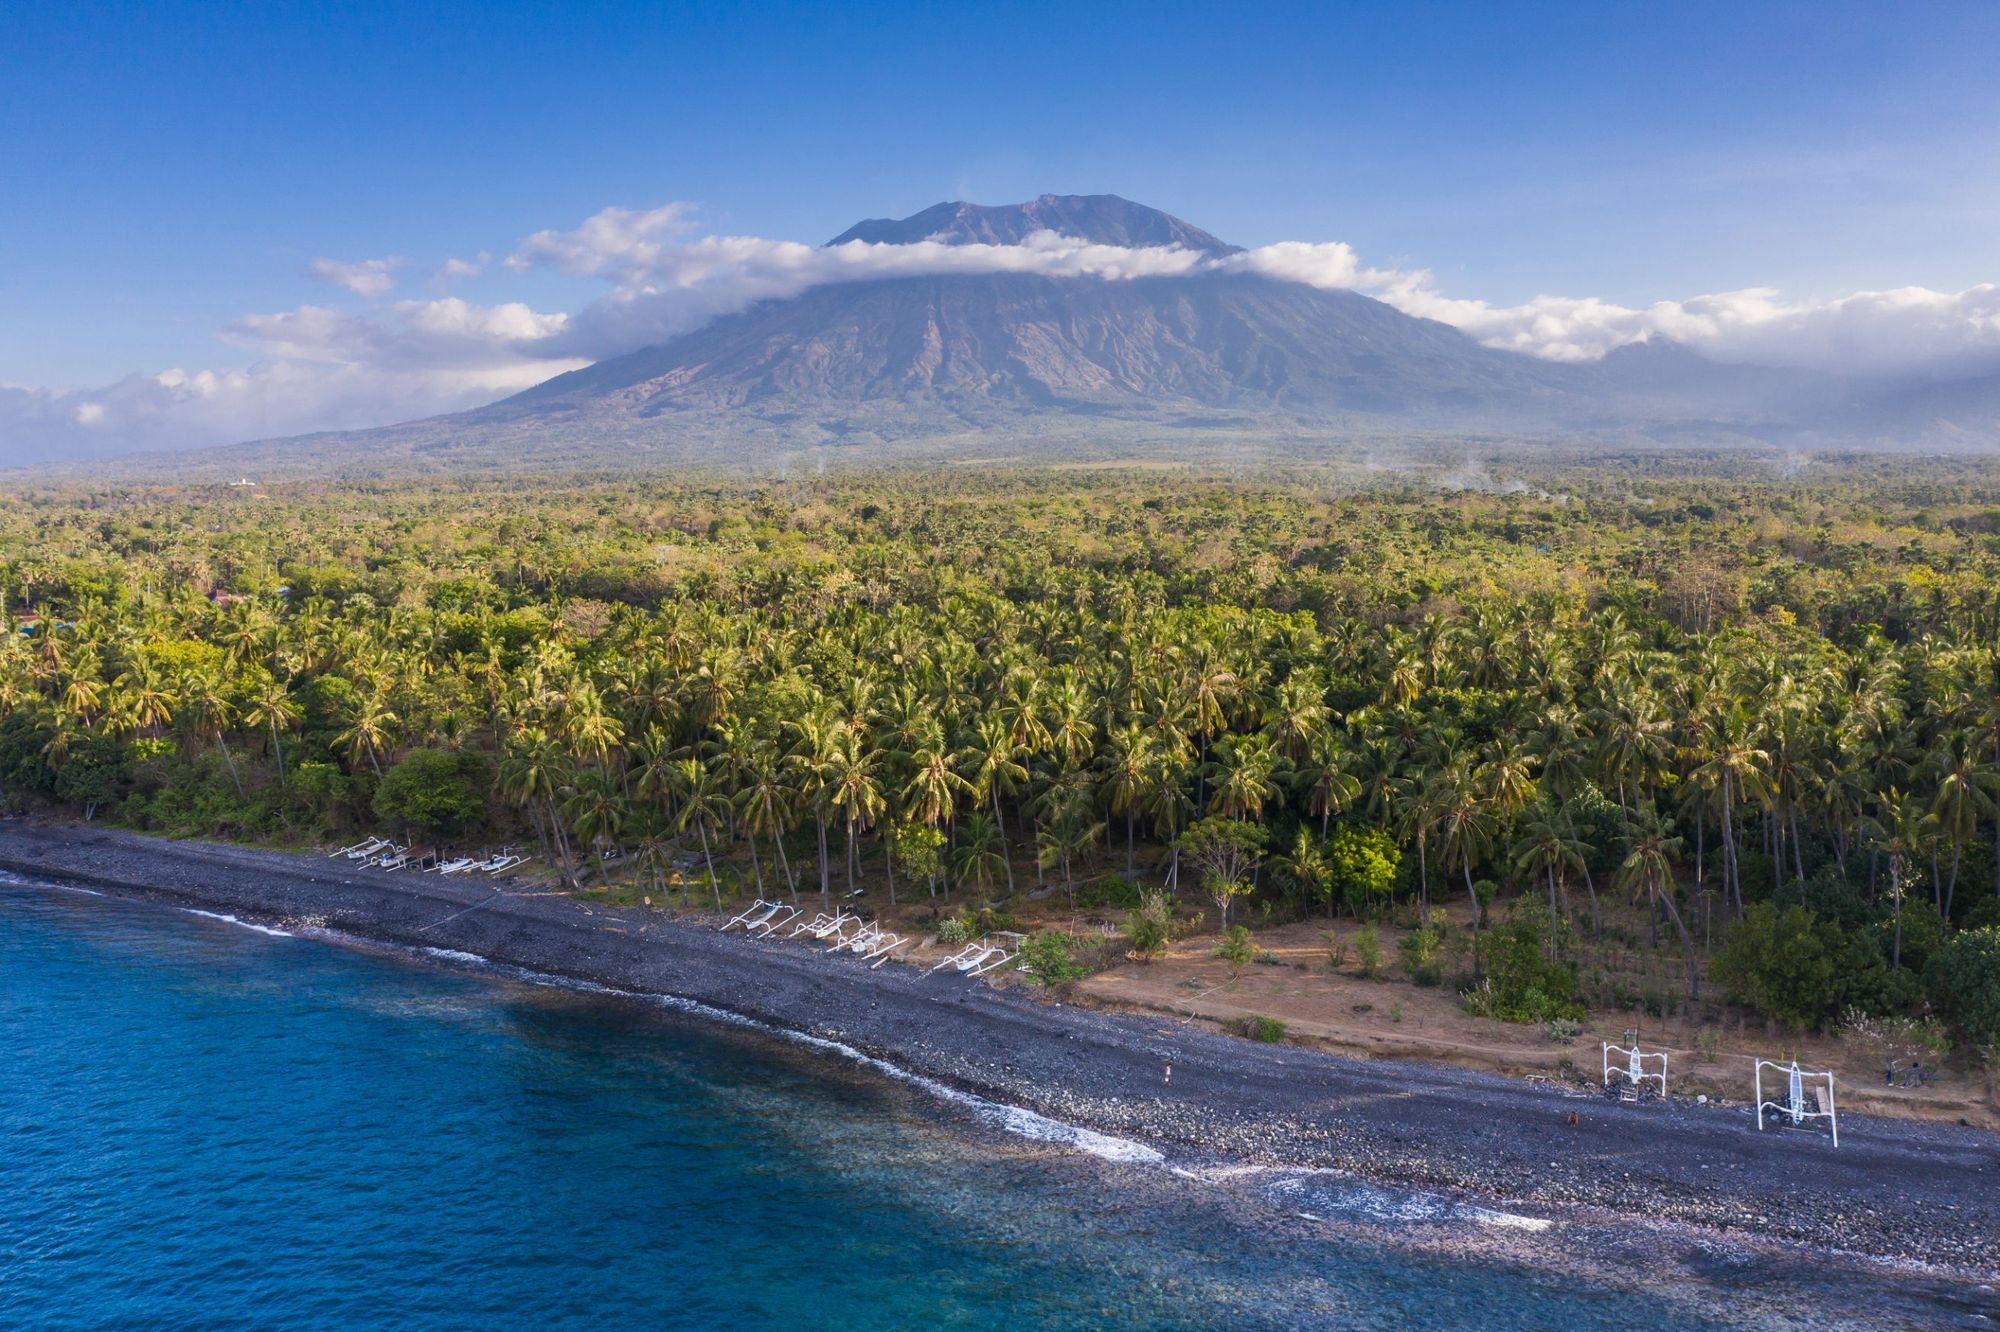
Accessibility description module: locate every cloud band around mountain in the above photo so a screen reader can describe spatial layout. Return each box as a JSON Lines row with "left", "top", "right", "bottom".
{"left": 10, "top": 202, "right": 2000, "bottom": 461}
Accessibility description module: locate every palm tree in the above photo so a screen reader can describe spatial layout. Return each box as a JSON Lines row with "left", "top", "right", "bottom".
{"left": 1297, "top": 729, "right": 1359, "bottom": 836}
{"left": 1690, "top": 709, "right": 1768, "bottom": 919}
{"left": 1278, "top": 826, "right": 1334, "bottom": 917}
{"left": 735, "top": 741, "right": 798, "bottom": 899}
{"left": 824, "top": 730, "right": 885, "bottom": 898}
{"left": 243, "top": 679, "right": 300, "bottom": 791}
{"left": 1432, "top": 761, "right": 1496, "bottom": 931}
{"left": 563, "top": 769, "right": 630, "bottom": 888}
{"left": 951, "top": 810, "right": 1007, "bottom": 894}
{"left": 337, "top": 686, "right": 397, "bottom": 781}
{"left": 1513, "top": 812, "right": 1588, "bottom": 950}
{"left": 1100, "top": 724, "right": 1158, "bottom": 875}
{"left": 963, "top": 715, "right": 1026, "bottom": 895}
{"left": 1208, "top": 732, "right": 1280, "bottom": 821}
{"left": 1928, "top": 729, "right": 1995, "bottom": 919}
{"left": 500, "top": 727, "right": 577, "bottom": 885}
{"left": 671, "top": 757, "right": 730, "bottom": 908}
{"left": 182, "top": 667, "right": 245, "bottom": 798}
{"left": 1613, "top": 808, "right": 1698, "bottom": 1000}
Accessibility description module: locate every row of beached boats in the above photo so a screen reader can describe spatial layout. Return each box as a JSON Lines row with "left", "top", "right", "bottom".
{"left": 718, "top": 899, "right": 1022, "bottom": 977}
{"left": 327, "top": 837, "right": 532, "bottom": 876}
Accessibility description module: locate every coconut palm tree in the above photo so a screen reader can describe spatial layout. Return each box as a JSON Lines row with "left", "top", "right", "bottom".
{"left": 1613, "top": 807, "right": 1698, "bottom": 1000}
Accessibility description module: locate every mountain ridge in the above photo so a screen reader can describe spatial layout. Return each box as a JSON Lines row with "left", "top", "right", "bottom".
{"left": 83, "top": 193, "right": 2000, "bottom": 472}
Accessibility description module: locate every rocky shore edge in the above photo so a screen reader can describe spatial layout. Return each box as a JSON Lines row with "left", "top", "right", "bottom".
{"left": 3, "top": 819, "right": 1996, "bottom": 1275}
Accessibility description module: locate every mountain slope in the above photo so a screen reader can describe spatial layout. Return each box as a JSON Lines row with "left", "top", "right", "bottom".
{"left": 494, "top": 270, "right": 1581, "bottom": 426}
{"left": 157, "top": 193, "right": 1997, "bottom": 473}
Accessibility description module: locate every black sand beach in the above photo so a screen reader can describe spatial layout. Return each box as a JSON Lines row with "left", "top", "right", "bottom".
{"left": 4, "top": 820, "right": 1997, "bottom": 1274}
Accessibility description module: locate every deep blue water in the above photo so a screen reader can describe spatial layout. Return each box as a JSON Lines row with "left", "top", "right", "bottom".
{"left": 2, "top": 881, "right": 1991, "bottom": 1330}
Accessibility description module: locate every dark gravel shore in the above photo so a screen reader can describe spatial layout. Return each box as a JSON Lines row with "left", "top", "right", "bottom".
{"left": 5, "top": 820, "right": 1997, "bottom": 1274}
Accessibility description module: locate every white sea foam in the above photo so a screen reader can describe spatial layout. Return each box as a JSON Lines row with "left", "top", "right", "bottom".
{"left": 180, "top": 908, "right": 293, "bottom": 938}
{"left": 1246, "top": 1167, "right": 1558, "bottom": 1234}
{"left": 421, "top": 947, "right": 489, "bottom": 965}
{"left": 635, "top": 988, "right": 1166, "bottom": 1165}
{"left": 1470, "top": 1209, "right": 1554, "bottom": 1232}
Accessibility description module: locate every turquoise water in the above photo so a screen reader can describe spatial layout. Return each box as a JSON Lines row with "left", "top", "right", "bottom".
{"left": 1, "top": 882, "right": 1989, "bottom": 1330}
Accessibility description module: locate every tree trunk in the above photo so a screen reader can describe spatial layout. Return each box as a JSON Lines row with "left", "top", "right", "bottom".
{"left": 1657, "top": 886, "right": 1699, "bottom": 1001}
{"left": 992, "top": 786, "right": 1016, "bottom": 895}
{"left": 816, "top": 812, "right": 830, "bottom": 905}
{"left": 698, "top": 820, "right": 719, "bottom": 910}
{"left": 216, "top": 734, "right": 245, "bottom": 798}
{"left": 1546, "top": 867, "right": 1561, "bottom": 960}
{"left": 1946, "top": 838, "right": 1961, "bottom": 922}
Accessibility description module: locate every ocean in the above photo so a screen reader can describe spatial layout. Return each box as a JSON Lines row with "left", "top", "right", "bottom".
{"left": 1, "top": 880, "right": 1988, "bottom": 1329}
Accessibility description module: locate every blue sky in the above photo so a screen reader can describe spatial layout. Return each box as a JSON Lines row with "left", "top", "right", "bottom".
{"left": 4, "top": 1, "right": 1999, "bottom": 453}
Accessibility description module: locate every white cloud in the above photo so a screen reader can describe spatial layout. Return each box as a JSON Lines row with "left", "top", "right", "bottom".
{"left": 11, "top": 199, "right": 2000, "bottom": 465}
{"left": 307, "top": 255, "right": 405, "bottom": 297}
{"left": 507, "top": 203, "right": 702, "bottom": 276}
{"left": 1366, "top": 274, "right": 2000, "bottom": 377}
{"left": 433, "top": 253, "right": 489, "bottom": 288}
{"left": 0, "top": 296, "right": 583, "bottom": 464}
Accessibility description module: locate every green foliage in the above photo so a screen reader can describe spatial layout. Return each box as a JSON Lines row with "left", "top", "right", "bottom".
{"left": 1715, "top": 903, "right": 1903, "bottom": 1030}
{"left": 1212, "top": 924, "right": 1256, "bottom": 975}
{"left": 1235, "top": 1015, "right": 1287, "bottom": 1043}
{"left": 1179, "top": 817, "right": 1266, "bottom": 927}
{"left": 1925, "top": 927, "right": 2000, "bottom": 1051}
{"left": 1468, "top": 911, "right": 1582, "bottom": 1023}
{"left": 3, "top": 458, "right": 2000, "bottom": 1046}
{"left": 1352, "top": 921, "right": 1382, "bottom": 977}
{"left": 1123, "top": 891, "right": 1173, "bottom": 959}
{"left": 1075, "top": 876, "right": 1145, "bottom": 911}
{"left": 890, "top": 822, "right": 944, "bottom": 886}
{"left": 935, "top": 914, "right": 973, "bottom": 946}
{"left": 1398, "top": 908, "right": 1449, "bottom": 986}
{"left": 372, "top": 748, "right": 492, "bottom": 839}
{"left": 1325, "top": 824, "right": 1401, "bottom": 916}
{"left": 1017, "top": 929, "right": 1087, "bottom": 987}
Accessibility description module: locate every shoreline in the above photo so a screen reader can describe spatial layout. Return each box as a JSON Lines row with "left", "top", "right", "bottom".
{"left": 4, "top": 819, "right": 1998, "bottom": 1275}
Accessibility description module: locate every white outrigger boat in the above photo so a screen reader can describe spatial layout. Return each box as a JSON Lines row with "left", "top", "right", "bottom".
{"left": 330, "top": 836, "right": 392, "bottom": 861}
{"left": 788, "top": 909, "right": 856, "bottom": 940}
{"left": 723, "top": 899, "right": 787, "bottom": 932}
{"left": 929, "top": 939, "right": 1016, "bottom": 977}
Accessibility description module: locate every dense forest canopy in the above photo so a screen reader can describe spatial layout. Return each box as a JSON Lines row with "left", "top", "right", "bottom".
{"left": 5, "top": 453, "right": 2000, "bottom": 1051}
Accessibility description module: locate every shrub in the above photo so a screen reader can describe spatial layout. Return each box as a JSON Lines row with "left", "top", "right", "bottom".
{"left": 372, "top": 747, "right": 492, "bottom": 840}
{"left": 1925, "top": 927, "right": 2000, "bottom": 1051}
{"left": 1716, "top": 902, "right": 1910, "bottom": 1029}
{"left": 1320, "top": 929, "right": 1349, "bottom": 970}
{"left": 1212, "top": 924, "right": 1256, "bottom": 976}
{"left": 1474, "top": 911, "right": 1583, "bottom": 1023}
{"left": 1544, "top": 1017, "right": 1582, "bottom": 1045}
{"left": 1235, "top": 1015, "right": 1286, "bottom": 1043}
{"left": 1077, "top": 876, "right": 1145, "bottom": 911}
{"left": 1352, "top": 922, "right": 1382, "bottom": 977}
{"left": 936, "top": 915, "right": 973, "bottom": 946}
{"left": 1017, "top": 930, "right": 1087, "bottom": 988}
{"left": 1398, "top": 909, "right": 1448, "bottom": 986}
{"left": 1124, "top": 891, "right": 1173, "bottom": 960}
{"left": 1325, "top": 824, "right": 1400, "bottom": 916}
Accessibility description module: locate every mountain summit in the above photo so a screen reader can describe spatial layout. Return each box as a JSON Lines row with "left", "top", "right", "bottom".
{"left": 826, "top": 193, "right": 1240, "bottom": 255}
{"left": 204, "top": 194, "right": 1992, "bottom": 470}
